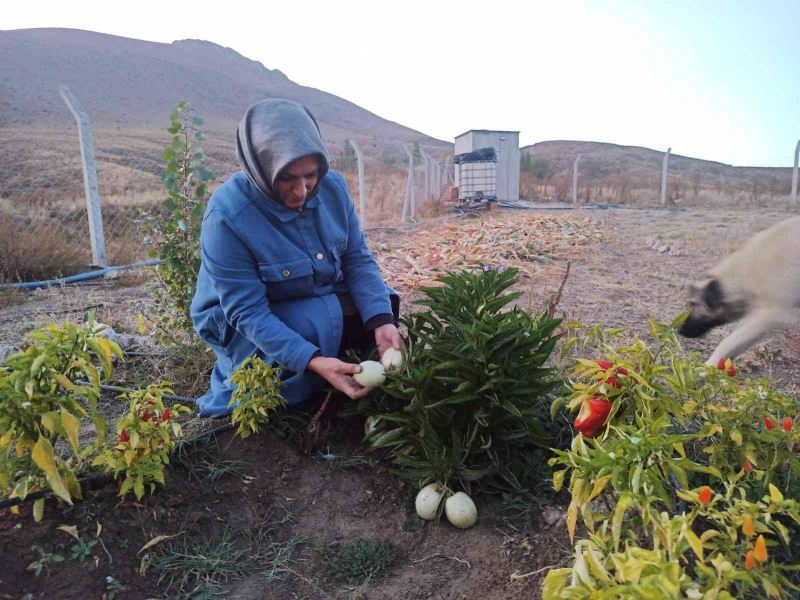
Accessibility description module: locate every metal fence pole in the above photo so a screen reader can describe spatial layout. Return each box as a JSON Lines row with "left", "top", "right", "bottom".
{"left": 58, "top": 85, "right": 107, "bottom": 267}
{"left": 347, "top": 138, "right": 367, "bottom": 227}
{"left": 660, "top": 147, "right": 671, "bottom": 206}
{"left": 791, "top": 140, "right": 799, "bottom": 205}
{"left": 572, "top": 154, "right": 581, "bottom": 205}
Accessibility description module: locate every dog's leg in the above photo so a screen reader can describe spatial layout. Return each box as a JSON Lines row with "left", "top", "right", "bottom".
{"left": 705, "top": 308, "right": 783, "bottom": 366}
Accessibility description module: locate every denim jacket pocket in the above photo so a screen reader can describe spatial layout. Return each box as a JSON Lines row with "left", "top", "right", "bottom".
{"left": 259, "top": 257, "right": 315, "bottom": 302}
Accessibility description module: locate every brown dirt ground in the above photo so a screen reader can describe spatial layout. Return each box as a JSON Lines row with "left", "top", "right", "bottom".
{"left": 1, "top": 206, "right": 798, "bottom": 599}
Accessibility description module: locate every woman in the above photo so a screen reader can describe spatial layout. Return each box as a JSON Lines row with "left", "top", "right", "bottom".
{"left": 191, "top": 98, "right": 401, "bottom": 417}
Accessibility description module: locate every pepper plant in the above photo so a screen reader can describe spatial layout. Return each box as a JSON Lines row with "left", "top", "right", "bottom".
{"left": 92, "top": 383, "right": 191, "bottom": 499}
{"left": 228, "top": 357, "right": 286, "bottom": 438}
{"left": 0, "top": 314, "right": 121, "bottom": 521}
{"left": 543, "top": 318, "right": 800, "bottom": 598}
{"left": 356, "top": 267, "right": 564, "bottom": 493}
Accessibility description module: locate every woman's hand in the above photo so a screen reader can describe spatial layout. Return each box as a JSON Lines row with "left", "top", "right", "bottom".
{"left": 307, "top": 356, "right": 369, "bottom": 399}
{"left": 375, "top": 323, "right": 403, "bottom": 361}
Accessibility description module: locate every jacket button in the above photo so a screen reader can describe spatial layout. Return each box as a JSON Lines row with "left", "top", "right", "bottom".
{"left": 282, "top": 269, "right": 290, "bottom": 278}
{"left": 315, "top": 252, "right": 324, "bottom": 260}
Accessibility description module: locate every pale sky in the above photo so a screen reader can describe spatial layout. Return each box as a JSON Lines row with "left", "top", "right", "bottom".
{"left": 4, "top": 0, "right": 799, "bottom": 167}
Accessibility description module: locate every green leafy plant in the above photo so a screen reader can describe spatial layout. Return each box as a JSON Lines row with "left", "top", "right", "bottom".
{"left": 228, "top": 357, "right": 286, "bottom": 438}
{"left": 92, "top": 384, "right": 191, "bottom": 499}
{"left": 356, "top": 267, "right": 564, "bottom": 493}
{"left": 142, "top": 101, "right": 214, "bottom": 339}
{"left": 26, "top": 545, "right": 65, "bottom": 577}
{"left": 70, "top": 537, "right": 97, "bottom": 562}
{"left": 0, "top": 314, "right": 121, "bottom": 521}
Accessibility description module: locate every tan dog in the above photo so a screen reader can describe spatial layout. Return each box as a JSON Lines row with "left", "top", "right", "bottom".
{"left": 678, "top": 215, "right": 800, "bottom": 365}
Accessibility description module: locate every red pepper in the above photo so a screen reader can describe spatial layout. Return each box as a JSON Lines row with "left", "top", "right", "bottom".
{"left": 162, "top": 407, "right": 171, "bottom": 422}
{"left": 744, "top": 550, "right": 757, "bottom": 570}
{"left": 727, "top": 364, "right": 736, "bottom": 377}
{"left": 119, "top": 430, "right": 130, "bottom": 443}
{"left": 698, "top": 486, "right": 712, "bottom": 505}
{"left": 764, "top": 417, "right": 776, "bottom": 430}
{"left": 783, "top": 417, "right": 793, "bottom": 432}
{"left": 742, "top": 461, "right": 753, "bottom": 473}
{"left": 141, "top": 411, "right": 150, "bottom": 422}
{"left": 717, "top": 357, "right": 727, "bottom": 370}
{"left": 595, "top": 360, "right": 614, "bottom": 371}
{"left": 574, "top": 395, "right": 612, "bottom": 438}
{"left": 605, "top": 376, "right": 622, "bottom": 389}
{"left": 616, "top": 367, "right": 628, "bottom": 377}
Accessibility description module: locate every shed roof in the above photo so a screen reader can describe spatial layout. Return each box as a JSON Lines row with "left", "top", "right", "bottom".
{"left": 455, "top": 129, "right": 520, "bottom": 139}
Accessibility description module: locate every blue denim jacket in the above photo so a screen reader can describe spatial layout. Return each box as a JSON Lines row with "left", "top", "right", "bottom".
{"left": 190, "top": 170, "right": 394, "bottom": 416}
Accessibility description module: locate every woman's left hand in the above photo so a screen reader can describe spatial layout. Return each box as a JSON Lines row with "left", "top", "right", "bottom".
{"left": 374, "top": 323, "right": 403, "bottom": 359}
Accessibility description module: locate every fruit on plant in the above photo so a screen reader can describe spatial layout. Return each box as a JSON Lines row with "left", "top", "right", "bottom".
{"left": 119, "top": 430, "right": 129, "bottom": 443}
{"left": 594, "top": 361, "right": 627, "bottom": 388}
{"left": 764, "top": 417, "right": 776, "bottom": 430}
{"left": 415, "top": 483, "right": 444, "bottom": 521}
{"left": 445, "top": 491, "right": 477, "bottom": 529}
{"left": 381, "top": 347, "right": 404, "bottom": 371}
{"left": 353, "top": 360, "right": 386, "bottom": 388}
{"left": 743, "top": 461, "right": 753, "bottom": 473}
{"left": 364, "top": 415, "right": 379, "bottom": 438}
{"left": 574, "top": 395, "right": 612, "bottom": 437}
{"left": 742, "top": 514, "right": 755, "bottom": 537}
{"left": 753, "top": 535, "right": 768, "bottom": 562}
{"left": 744, "top": 550, "right": 757, "bottom": 570}
{"left": 783, "top": 416, "right": 793, "bottom": 432}
{"left": 717, "top": 357, "right": 736, "bottom": 376}
{"left": 697, "top": 486, "right": 712, "bottom": 505}
{"left": 162, "top": 408, "right": 170, "bottom": 422}
{"left": 141, "top": 412, "right": 150, "bottom": 422}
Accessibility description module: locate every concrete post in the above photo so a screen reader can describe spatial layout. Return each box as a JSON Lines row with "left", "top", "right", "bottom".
{"left": 401, "top": 145, "right": 415, "bottom": 222}
{"left": 58, "top": 85, "right": 107, "bottom": 267}
{"left": 791, "top": 140, "right": 799, "bottom": 204}
{"left": 660, "top": 147, "right": 671, "bottom": 206}
{"left": 347, "top": 138, "right": 367, "bottom": 227}
{"left": 572, "top": 154, "right": 581, "bottom": 205}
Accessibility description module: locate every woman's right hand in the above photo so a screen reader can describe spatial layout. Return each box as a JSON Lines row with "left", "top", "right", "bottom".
{"left": 307, "top": 356, "right": 369, "bottom": 399}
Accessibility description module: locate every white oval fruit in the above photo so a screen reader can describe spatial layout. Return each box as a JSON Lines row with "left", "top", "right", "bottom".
{"left": 353, "top": 360, "right": 386, "bottom": 388}
{"left": 381, "top": 347, "right": 404, "bottom": 371}
{"left": 364, "top": 415, "right": 379, "bottom": 438}
{"left": 415, "top": 483, "right": 443, "bottom": 520}
{"left": 445, "top": 492, "right": 478, "bottom": 529}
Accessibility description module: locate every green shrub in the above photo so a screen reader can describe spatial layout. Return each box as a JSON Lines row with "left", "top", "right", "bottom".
{"left": 356, "top": 266, "right": 564, "bottom": 493}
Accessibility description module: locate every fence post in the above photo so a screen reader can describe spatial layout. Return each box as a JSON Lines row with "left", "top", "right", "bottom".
{"left": 791, "top": 140, "right": 799, "bottom": 205}
{"left": 401, "top": 144, "right": 415, "bottom": 222}
{"left": 347, "top": 138, "right": 367, "bottom": 227}
{"left": 572, "top": 154, "right": 581, "bottom": 204}
{"left": 58, "top": 85, "right": 108, "bottom": 267}
{"left": 443, "top": 155, "right": 454, "bottom": 187}
{"left": 660, "top": 147, "right": 671, "bottom": 206}
{"left": 422, "top": 150, "right": 433, "bottom": 200}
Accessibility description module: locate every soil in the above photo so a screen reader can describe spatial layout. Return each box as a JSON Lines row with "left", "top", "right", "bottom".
{"left": 1, "top": 205, "right": 798, "bottom": 599}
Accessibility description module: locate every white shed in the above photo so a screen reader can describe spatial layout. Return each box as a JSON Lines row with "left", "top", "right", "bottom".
{"left": 454, "top": 130, "right": 520, "bottom": 201}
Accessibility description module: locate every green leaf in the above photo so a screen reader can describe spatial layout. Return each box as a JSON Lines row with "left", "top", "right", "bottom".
{"left": 33, "top": 498, "right": 45, "bottom": 522}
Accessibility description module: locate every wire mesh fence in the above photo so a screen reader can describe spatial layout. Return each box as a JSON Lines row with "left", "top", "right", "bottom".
{"left": 0, "top": 121, "right": 452, "bottom": 283}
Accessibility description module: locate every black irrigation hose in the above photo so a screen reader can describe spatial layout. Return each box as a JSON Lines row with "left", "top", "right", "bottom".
{"left": 0, "top": 422, "right": 235, "bottom": 511}
{"left": 95, "top": 383, "right": 196, "bottom": 404}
